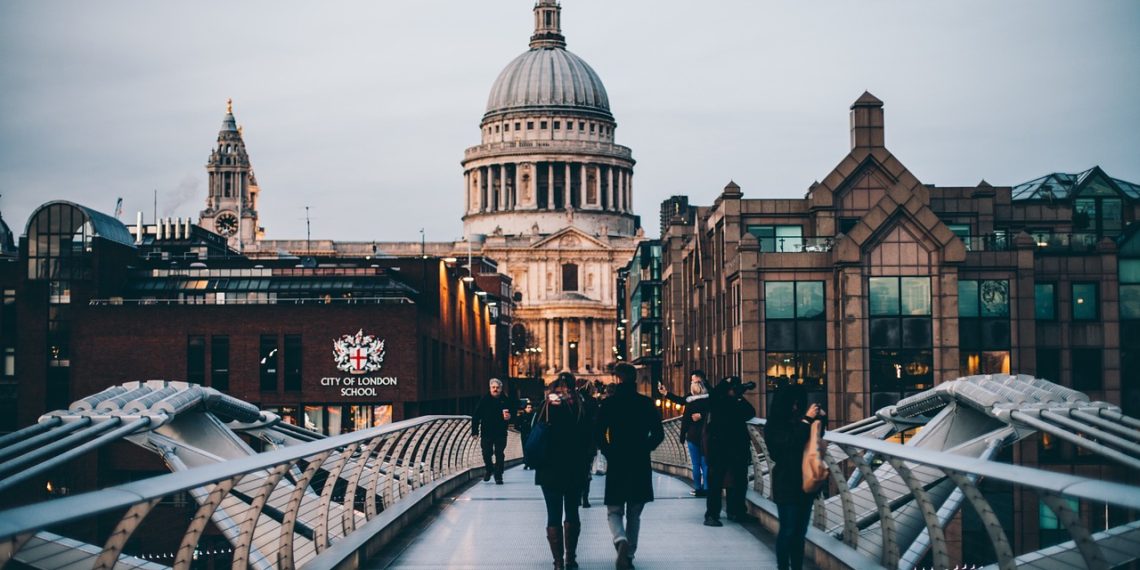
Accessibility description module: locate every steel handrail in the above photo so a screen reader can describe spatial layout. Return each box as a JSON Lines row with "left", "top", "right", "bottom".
{"left": 0, "top": 415, "right": 520, "bottom": 569}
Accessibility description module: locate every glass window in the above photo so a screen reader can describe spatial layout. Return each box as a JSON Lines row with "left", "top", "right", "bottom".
{"left": 210, "top": 336, "right": 229, "bottom": 391}
{"left": 1035, "top": 284, "right": 1056, "bottom": 320}
{"left": 284, "top": 334, "right": 302, "bottom": 391}
{"left": 979, "top": 280, "right": 1009, "bottom": 317}
{"left": 1072, "top": 349, "right": 1102, "bottom": 390}
{"left": 1074, "top": 199, "right": 1096, "bottom": 231}
{"left": 765, "top": 282, "right": 795, "bottom": 319}
{"left": 901, "top": 277, "right": 932, "bottom": 315}
{"left": 796, "top": 282, "right": 824, "bottom": 318}
{"left": 869, "top": 277, "right": 900, "bottom": 316}
{"left": 187, "top": 336, "right": 205, "bottom": 384}
{"left": 1072, "top": 283, "right": 1098, "bottom": 320}
{"left": 1037, "top": 349, "right": 1061, "bottom": 383}
{"left": 260, "top": 335, "right": 278, "bottom": 391}
{"left": 959, "top": 280, "right": 979, "bottom": 317}
{"left": 747, "top": 225, "right": 803, "bottom": 252}
{"left": 960, "top": 351, "right": 1011, "bottom": 376}
{"left": 561, "top": 263, "right": 578, "bottom": 291}
{"left": 1121, "top": 261, "right": 1140, "bottom": 320}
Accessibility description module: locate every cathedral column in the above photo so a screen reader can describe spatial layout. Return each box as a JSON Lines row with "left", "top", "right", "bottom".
{"left": 607, "top": 166, "right": 615, "bottom": 212}
{"left": 545, "top": 319, "right": 553, "bottom": 372}
{"left": 615, "top": 171, "right": 624, "bottom": 214}
{"left": 626, "top": 170, "right": 633, "bottom": 212}
{"left": 564, "top": 163, "right": 572, "bottom": 208}
{"left": 581, "top": 163, "right": 590, "bottom": 208}
{"left": 561, "top": 319, "right": 569, "bottom": 372}
{"left": 547, "top": 163, "right": 555, "bottom": 209}
{"left": 497, "top": 165, "right": 506, "bottom": 210}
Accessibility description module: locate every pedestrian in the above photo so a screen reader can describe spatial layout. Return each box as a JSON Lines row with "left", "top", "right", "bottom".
{"left": 764, "top": 383, "right": 823, "bottom": 570}
{"left": 658, "top": 369, "right": 711, "bottom": 496}
{"left": 596, "top": 362, "right": 664, "bottom": 569}
{"left": 576, "top": 376, "right": 600, "bottom": 508}
{"left": 471, "top": 378, "right": 514, "bottom": 484}
{"left": 703, "top": 376, "right": 758, "bottom": 526}
{"left": 535, "top": 373, "right": 594, "bottom": 569}
{"left": 516, "top": 400, "right": 536, "bottom": 470}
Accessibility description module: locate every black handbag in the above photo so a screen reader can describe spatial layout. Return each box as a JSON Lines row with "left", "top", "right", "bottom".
{"left": 524, "top": 406, "right": 553, "bottom": 468}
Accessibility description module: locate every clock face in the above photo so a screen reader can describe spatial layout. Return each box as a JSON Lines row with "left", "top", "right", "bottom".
{"left": 215, "top": 212, "right": 239, "bottom": 237}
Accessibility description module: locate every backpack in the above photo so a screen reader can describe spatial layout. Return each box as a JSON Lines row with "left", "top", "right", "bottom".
{"left": 801, "top": 419, "right": 828, "bottom": 493}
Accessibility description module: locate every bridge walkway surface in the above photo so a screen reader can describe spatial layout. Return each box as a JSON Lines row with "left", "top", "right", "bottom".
{"left": 366, "top": 465, "right": 778, "bottom": 569}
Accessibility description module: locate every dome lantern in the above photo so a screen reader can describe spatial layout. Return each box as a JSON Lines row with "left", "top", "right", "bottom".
{"left": 530, "top": 0, "right": 566, "bottom": 49}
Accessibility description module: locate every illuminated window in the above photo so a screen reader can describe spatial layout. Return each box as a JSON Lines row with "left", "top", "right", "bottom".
{"left": 1071, "top": 283, "right": 1098, "bottom": 321}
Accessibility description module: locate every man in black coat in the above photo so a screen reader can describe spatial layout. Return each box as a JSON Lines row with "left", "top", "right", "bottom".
{"left": 471, "top": 378, "right": 514, "bottom": 484}
{"left": 596, "top": 363, "right": 664, "bottom": 569}
{"left": 703, "top": 376, "right": 758, "bottom": 526}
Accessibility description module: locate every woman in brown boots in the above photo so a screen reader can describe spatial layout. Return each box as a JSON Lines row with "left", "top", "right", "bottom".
{"left": 533, "top": 372, "right": 594, "bottom": 568}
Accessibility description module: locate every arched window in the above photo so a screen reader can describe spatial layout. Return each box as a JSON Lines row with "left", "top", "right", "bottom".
{"left": 562, "top": 263, "right": 578, "bottom": 292}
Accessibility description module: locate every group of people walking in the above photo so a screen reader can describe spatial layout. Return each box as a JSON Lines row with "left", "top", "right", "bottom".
{"left": 471, "top": 368, "right": 823, "bottom": 570}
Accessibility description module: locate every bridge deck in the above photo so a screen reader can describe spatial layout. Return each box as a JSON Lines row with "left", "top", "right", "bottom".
{"left": 368, "top": 465, "right": 777, "bottom": 569}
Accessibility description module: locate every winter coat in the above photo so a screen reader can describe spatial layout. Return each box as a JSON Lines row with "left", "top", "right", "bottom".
{"left": 764, "top": 417, "right": 818, "bottom": 504}
{"left": 703, "top": 393, "right": 756, "bottom": 468}
{"left": 471, "top": 394, "right": 514, "bottom": 438}
{"left": 515, "top": 411, "right": 535, "bottom": 439}
{"left": 534, "top": 399, "right": 594, "bottom": 492}
{"left": 677, "top": 393, "right": 710, "bottom": 444}
{"left": 596, "top": 384, "right": 665, "bottom": 505}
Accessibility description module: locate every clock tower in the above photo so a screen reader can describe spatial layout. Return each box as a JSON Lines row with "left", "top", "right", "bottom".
{"left": 199, "top": 99, "right": 262, "bottom": 248}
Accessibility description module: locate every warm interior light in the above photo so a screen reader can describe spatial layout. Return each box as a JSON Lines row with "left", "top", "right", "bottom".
{"left": 462, "top": 276, "right": 475, "bottom": 283}
{"left": 443, "top": 257, "right": 458, "bottom": 263}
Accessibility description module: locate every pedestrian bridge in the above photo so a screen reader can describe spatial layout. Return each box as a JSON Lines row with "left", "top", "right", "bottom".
{"left": 0, "top": 375, "right": 1138, "bottom": 569}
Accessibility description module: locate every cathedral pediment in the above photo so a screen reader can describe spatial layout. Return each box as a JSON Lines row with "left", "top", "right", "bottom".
{"left": 529, "top": 227, "right": 610, "bottom": 251}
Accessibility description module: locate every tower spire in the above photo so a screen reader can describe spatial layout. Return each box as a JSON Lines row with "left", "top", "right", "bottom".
{"left": 530, "top": 0, "right": 566, "bottom": 49}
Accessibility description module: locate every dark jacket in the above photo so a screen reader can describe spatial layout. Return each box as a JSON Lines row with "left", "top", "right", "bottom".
{"left": 596, "top": 383, "right": 665, "bottom": 505}
{"left": 703, "top": 392, "right": 756, "bottom": 467}
{"left": 471, "top": 393, "right": 514, "bottom": 438}
{"left": 515, "top": 410, "right": 535, "bottom": 438}
{"left": 764, "top": 417, "right": 818, "bottom": 504}
{"left": 663, "top": 392, "right": 710, "bottom": 444}
{"left": 534, "top": 399, "right": 593, "bottom": 492}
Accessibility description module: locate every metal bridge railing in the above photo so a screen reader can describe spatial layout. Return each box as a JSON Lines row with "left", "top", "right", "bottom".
{"left": 0, "top": 416, "right": 521, "bottom": 570}
{"left": 650, "top": 417, "right": 1140, "bottom": 570}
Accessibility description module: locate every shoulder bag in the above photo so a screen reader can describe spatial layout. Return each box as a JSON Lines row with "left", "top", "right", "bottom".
{"left": 524, "top": 404, "right": 553, "bottom": 469}
{"left": 801, "top": 419, "right": 828, "bottom": 494}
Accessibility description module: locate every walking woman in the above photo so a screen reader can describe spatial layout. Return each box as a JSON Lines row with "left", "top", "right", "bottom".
{"left": 534, "top": 372, "right": 593, "bottom": 569}
{"left": 764, "top": 383, "right": 824, "bottom": 570}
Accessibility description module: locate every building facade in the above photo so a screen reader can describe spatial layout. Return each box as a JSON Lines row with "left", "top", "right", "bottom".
{"left": 661, "top": 93, "right": 1139, "bottom": 429}
{"left": 221, "top": 1, "right": 642, "bottom": 384}
{"left": 8, "top": 201, "right": 498, "bottom": 436}
{"left": 618, "top": 240, "right": 663, "bottom": 386}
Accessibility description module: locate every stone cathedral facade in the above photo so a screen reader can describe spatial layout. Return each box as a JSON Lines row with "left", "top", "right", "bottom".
{"left": 459, "top": 0, "right": 642, "bottom": 383}
{"left": 210, "top": 1, "right": 642, "bottom": 384}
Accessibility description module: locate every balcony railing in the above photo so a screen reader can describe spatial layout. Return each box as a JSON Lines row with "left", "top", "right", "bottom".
{"left": 1031, "top": 232, "right": 1103, "bottom": 253}
{"left": 760, "top": 236, "right": 834, "bottom": 253}
{"left": 959, "top": 233, "right": 1015, "bottom": 252}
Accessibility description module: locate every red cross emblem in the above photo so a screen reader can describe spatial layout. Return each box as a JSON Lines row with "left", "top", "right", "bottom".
{"left": 350, "top": 347, "right": 368, "bottom": 371}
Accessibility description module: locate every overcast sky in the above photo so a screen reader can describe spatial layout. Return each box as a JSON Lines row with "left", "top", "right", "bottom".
{"left": 2, "top": 1, "right": 1138, "bottom": 241}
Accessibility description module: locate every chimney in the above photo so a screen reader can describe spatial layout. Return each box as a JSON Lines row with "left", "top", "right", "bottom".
{"left": 135, "top": 212, "right": 143, "bottom": 245}
{"left": 850, "top": 91, "right": 884, "bottom": 150}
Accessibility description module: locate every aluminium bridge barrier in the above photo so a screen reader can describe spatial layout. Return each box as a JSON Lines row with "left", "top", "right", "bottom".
{"left": 0, "top": 415, "right": 521, "bottom": 570}
{"left": 650, "top": 418, "right": 1140, "bottom": 570}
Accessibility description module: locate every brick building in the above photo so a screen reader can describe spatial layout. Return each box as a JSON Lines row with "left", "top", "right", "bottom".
{"left": 660, "top": 92, "right": 1139, "bottom": 429}
{"left": 7, "top": 200, "right": 504, "bottom": 438}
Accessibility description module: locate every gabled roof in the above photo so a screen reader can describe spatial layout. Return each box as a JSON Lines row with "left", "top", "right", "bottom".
{"left": 1011, "top": 166, "right": 1140, "bottom": 201}
{"left": 528, "top": 226, "right": 610, "bottom": 250}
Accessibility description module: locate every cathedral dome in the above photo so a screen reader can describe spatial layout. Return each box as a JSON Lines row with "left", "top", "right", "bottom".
{"left": 484, "top": 48, "right": 611, "bottom": 121}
